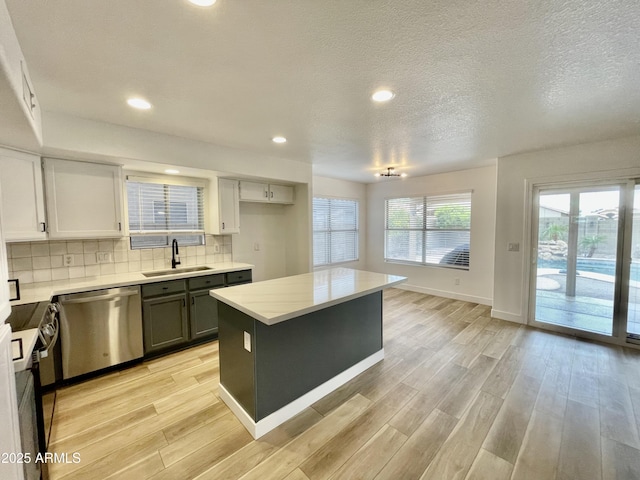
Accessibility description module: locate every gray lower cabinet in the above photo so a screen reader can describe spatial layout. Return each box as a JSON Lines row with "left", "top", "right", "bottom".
{"left": 142, "top": 271, "right": 251, "bottom": 355}
{"left": 189, "top": 290, "right": 219, "bottom": 338}
{"left": 142, "top": 292, "right": 189, "bottom": 354}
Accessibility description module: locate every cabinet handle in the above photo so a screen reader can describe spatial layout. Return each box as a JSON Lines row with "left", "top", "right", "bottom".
{"left": 8, "top": 279, "right": 20, "bottom": 301}
{"left": 183, "top": 298, "right": 186, "bottom": 307}
{"left": 40, "top": 222, "right": 46, "bottom": 232}
{"left": 162, "top": 287, "right": 169, "bottom": 290}
{"left": 118, "top": 222, "right": 122, "bottom": 231}
{"left": 270, "top": 191, "right": 273, "bottom": 198}
{"left": 264, "top": 190, "right": 268, "bottom": 198}
{"left": 191, "top": 297, "right": 195, "bottom": 305}
{"left": 222, "top": 222, "right": 225, "bottom": 230}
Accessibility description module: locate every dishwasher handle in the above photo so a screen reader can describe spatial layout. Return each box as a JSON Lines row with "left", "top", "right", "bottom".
{"left": 60, "top": 287, "right": 140, "bottom": 304}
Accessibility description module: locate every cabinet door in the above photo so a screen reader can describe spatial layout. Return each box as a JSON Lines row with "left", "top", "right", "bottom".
{"left": 0, "top": 149, "right": 46, "bottom": 241}
{"left": 43, "top": 158, "right": 124, "bottom": 239}
{"left": 0, "top": 191, "right": 10, "bottom": 322}
{"left": 219, "top": 178, "right": 240, "bottom": 234}
{"left": 239, "top": 181, "right": 269, "bottom": 202}
{"left": 143, "top": 293, "right": 189, "bottom": 354}
{"left": 269, "top": 184, "right": 294, "bottom": 204}
{"left": 189, "top": 289, "right": 219, "bottom": 339}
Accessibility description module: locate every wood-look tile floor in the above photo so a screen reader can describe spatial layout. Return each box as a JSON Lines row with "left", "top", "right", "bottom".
{"left": 46, "top": 289, "right": 640, "bottom": 480}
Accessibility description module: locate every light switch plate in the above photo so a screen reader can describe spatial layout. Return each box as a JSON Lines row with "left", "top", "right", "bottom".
{"left": 243, "top": 331, "right": 251, "bottom": 352}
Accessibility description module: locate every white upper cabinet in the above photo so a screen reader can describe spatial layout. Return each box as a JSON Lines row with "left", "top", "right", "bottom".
{"left": 239, "top": 181, "right": 269, "bottom": 202}
{"left": 217, "top": 178, "right": 240, "bottom": 234}
{"left": 0, "top": 148, "right": 46, "bottom": 241}
{"left": 43, "top": 158, "right": 125, "bottom": 239}
{"left": 239, "top": 181, "right": 294, "bottom": 204}
{"left": 0, "top": 0, "right": 42, "bottom": 150}
{"left": 268, "top": 184, "right": 294, "bottom": 204}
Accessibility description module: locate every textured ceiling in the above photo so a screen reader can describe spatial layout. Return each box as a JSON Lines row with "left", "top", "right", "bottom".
{"left": 6, "top": 0, "right": 640, "bottom": 182}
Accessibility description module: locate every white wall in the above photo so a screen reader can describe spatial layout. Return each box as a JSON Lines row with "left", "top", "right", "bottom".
{"left": 41, "top": 111, "right": 312, "bottom": 185}
{"left": 232, "top": 203, "right": 288, "bottom": 282}
{"left": 312, "top": 176, "right": 367, "bottom": 270}
{"left": 232, "top": 184, "right": 311, "bottom": 282}
{"left": 367, "top": 165, "right": 497, "bottom": 305}
{"left": 285, "top": 184, "right": 312, "bottom": 276}
{"left": 493, "top": 135, "right": 640, "bottom": 323}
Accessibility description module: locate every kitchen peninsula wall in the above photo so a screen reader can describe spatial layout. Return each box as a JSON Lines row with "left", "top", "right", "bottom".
{"left": 6, "top": 235, "right": 232, "bottom": 284}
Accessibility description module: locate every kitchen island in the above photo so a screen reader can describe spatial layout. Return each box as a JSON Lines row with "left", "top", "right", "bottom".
{"left": 210, "top": 267, "right": 406, "bottom": 438}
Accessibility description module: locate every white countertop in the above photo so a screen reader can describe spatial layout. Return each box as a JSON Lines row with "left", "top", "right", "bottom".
{"left": 210, "top": 267, "right": 406, "bottom": 325}
{"left": 12, "top": 328, "right": 38, "bottom": 372}
{"left": 11, "top": 262, "right": 254, "bottom": 305}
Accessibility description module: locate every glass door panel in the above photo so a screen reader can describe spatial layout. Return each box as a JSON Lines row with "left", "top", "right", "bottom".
{"left": 534, "top": 187, "right": 620, "bottom": 336}
{"left": 627, "top": 184, "right": 640, "bottom": 337}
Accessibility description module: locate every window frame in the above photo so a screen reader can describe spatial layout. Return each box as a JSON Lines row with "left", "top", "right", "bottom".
{"left": 313, "top": 196, "right": 360, "bottom": 267}
{"left": 125, "top": 173, "right": 207, "bottom": 249}
{"left": 384, "top": 191, "right": 472, "bottom": 270}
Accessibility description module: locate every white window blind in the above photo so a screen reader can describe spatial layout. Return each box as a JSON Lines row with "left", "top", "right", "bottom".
{"left": 385, "top": 192, "right": 471, "bottom": 269}
{"left": 127, "top": 179, "right": 205, "bottom": 249}
{"left": 313, "top": 197, "right": 359, "bottom": 266}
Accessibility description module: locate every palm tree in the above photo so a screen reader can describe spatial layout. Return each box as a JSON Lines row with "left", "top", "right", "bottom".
{"left": 542, "top": 223, "right": 568, "bottom": 242}
{"left": 579, "top": 234, "right": 606, "bottom": 258}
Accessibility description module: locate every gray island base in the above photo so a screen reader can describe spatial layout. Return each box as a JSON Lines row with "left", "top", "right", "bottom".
{"left": 210, "top": 268, "right": 406, "bottom": 438}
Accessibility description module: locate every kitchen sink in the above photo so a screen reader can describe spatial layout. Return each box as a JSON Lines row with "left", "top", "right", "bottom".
{"left": 142, "top": 266, "right": 214, "bottom": 278}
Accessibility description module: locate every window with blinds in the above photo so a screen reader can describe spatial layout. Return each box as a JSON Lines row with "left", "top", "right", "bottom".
{"left": 313, "top": 197, "right": 359, "bottom": 266}
{"left": 127, "top": 179, "right": 205, "bottom": 249}
{"left": 385, "top": 192, "right": 471, "bottom": 269}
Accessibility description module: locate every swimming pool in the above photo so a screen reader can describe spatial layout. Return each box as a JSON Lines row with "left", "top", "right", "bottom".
{"left": 538, "top": 258, "right": 640, "bottom": 282}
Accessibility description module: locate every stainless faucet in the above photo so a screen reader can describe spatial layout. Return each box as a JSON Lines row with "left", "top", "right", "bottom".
{"left": 171, "top": 239, "right": 181, "bottom": 269}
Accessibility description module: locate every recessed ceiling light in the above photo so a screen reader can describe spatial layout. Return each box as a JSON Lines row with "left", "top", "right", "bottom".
{"left": 188, "top": 0, "right": 217, "bottom": 6}
{"left": 272, "top": 136, "right": 287, "bottom": 144}
{"left": 165, "top": 169, "right": 180, "bottom": 174}
{"left": 371, "top": 90, "right": 395, "bottom": 102}
{"left": 127, "top": 97, "right": 152, "bottom": 110}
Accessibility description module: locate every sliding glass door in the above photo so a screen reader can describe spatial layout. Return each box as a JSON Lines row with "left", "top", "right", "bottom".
{"left": 626, "top": 183, "right": 640, "bottom": 340}
{"left": 531, "top": 180, "right": 640, "bottom": 343}
{"left": 532, "top": 185, "right": 622, "bottom": 336}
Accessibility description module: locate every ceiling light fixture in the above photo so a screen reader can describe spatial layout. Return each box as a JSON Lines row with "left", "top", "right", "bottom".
{"left": 272, "top": 136, "right": 287, "bottom": 144}
{"left": 371, "top": 89, "right": 395, "bottom": 102}
{"left": 375, "top": 167, "right": 407, "bottom": 178}
{"left": 127, "top": 97, "right": 152, "bottom": 110}
{"left": 188, "top": 0, "right": 217, "bottom": 6}
{"left": 164, "top": 169, "right": 180, "bottom": 174}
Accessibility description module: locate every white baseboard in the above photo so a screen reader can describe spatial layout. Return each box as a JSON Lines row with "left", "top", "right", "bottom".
{"left": 219, "top": 349, "right": 385, "bottom": 439}
{"left": 490, "top": 309, "right": 525, "bottom": 324}
{"left": 396, "top": 284, "right": 492, "bottom": 306}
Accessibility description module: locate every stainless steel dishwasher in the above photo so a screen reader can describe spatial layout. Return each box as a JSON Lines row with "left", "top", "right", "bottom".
{"left": 58, "top": 286, "right": 143, "bottom": 379}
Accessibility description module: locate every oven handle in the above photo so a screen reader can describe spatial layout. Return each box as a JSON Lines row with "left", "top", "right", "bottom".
{"left": 36, "top": 303, "right": 61, "bottom": 359}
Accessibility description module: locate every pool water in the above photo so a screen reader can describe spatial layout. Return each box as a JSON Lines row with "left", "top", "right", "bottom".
{"left": 537, "top": 258, "right": 640, "bottom": 282}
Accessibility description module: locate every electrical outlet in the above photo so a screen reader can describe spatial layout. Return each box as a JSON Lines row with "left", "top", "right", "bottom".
{"left": 63, "top": 254, "right": 75, "bottom": 266}
{"left": 243, "top": 331, "right": 252, "bottom": 352}
{"left": 454, "top": 278, "right": 460, "bottom": 285}
{"left": 213, "top": 244, "right": 220, "bottom": 253}
{"left": 254, "top": 242, "right": 260, "bottom": 251}
{"left": 508, "top": 242, "right": 520, "bottom": 252}
{"left": 96, "top": 252, "right": 113, "bottom": 263}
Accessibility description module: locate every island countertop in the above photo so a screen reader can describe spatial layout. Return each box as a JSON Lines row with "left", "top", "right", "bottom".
{"left": 210, "top": 267, "right": 406, "bottom": 325}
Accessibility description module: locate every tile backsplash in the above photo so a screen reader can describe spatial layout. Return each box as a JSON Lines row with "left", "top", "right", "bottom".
{"left": 6, "top": 235, "right": 233, "bottom": 284}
